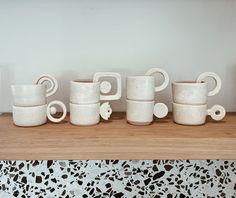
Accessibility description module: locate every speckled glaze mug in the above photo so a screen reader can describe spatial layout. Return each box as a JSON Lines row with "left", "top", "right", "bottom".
{"left": 172, "top": 72, "right": 222, "bottom": 105}
{"left": 11, "top": 74, "right": 58, "bottom": 107}
{"left": 70, "top": 102, "right": 112, "bottom": 126}
{"left": 70, "top": 72, "right": 122, "bottom": 104}
{"left": 173, "top": 103, "right": 225, "bottom": 125}
{"left": 126, "top": 100, "right": 168, "bottom": 126}
{"left": 127, "top": 68, "right": 169, "bottom": 101}
{"left": 13, "top": 100, "right": 67, "bottom": 127}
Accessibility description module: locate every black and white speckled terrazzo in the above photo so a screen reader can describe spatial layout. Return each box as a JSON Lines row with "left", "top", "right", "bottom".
{"left": 0, "top": 160, "right": 235, "bottom": 197}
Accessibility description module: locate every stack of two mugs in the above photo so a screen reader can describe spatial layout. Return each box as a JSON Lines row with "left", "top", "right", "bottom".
{"left": 70, "top": 72, "right": 122, "bottom": 126}
{"left": 172, "top": 72, "right": 226, "bottom": 125}
{"left": 11, "top": 74, "right": 67, "bottom": 127}
{"left": 126, "top": 68, "right": 170, "bottom": 125}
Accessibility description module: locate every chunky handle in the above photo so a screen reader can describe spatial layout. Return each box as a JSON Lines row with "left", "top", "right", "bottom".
{"left": 196, "top": 72, "right": 222, "bottom": 97}
{"left": 100, "top": 102, "right": 112, "bottom": 120}
{"left": 207, "top": 105, "right": 225, "bottom": 121}
{"left": 47, "top": 100, "right": 67, "bottom": 123}
{"left": 145, "top": 68, "right": 169, "bottom": 92}
{"left": 35, "top": 74, "right": 58, "bottom": 97}
{"left": 153, "top": 103, "right": 168, "bottom": 119}
{"left": 93, "top": 72, "right": 122, "bottom": 101}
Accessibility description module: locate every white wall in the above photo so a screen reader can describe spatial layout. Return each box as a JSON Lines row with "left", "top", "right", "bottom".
{"left": 0, "top": 0, "right": 236, "bottom": 112}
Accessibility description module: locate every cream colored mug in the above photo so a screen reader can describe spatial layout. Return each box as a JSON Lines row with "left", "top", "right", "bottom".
{"left": 172, "top": 72, "right": 222, "bottom": 105}
{"left": 70, "top": 102, "right": 112, "bottom": 126}
{"left": 11, "top": 74, "right": 58, "bottom": 107}
{"left": 173, "top": 103, "right": 225, "bottom": 125}
{"left": 13, "top": 100, "right": 67, "bottom": 127}
{"left": 127, "top": 68, "right": 169, "bottom": 101}
{"left": 126, "top": 100, "right": 168, "bottom": 126}
{"left": 70, "top": 72, "right": 122, "bottom": 104}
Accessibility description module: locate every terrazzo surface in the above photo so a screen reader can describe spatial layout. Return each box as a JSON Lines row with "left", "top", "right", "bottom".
{"left": 0, "top": 160, "right": 235, "bottom": 198}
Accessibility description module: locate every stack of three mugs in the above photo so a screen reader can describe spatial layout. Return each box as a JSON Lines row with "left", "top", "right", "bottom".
{"left": 126, "top": 68, "right": 170, "bottom": 125}
{"left": 70, "top": 72, "right": 122, "bottom": 126}
{"left": 172, "top": 72, "right": 226, "bottom": 125}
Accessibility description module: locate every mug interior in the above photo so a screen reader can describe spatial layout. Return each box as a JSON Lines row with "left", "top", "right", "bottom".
{"left": 172, "top": 81, "right": 206, "bottom": 85}
{"left": 71, "top": 80, "right": 99, "bottom": 84}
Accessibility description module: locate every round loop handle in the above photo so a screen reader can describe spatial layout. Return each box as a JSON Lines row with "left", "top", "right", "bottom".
{"left": 35, "top": 74, "right": 58, "bottom": 97}
{"left": 207, "top": 105, "right": 225, "bottom": 121}
{"left": 145, "top": 68, "right": 169, "bottom": 92}
{"left": 47, "top": 100, "right": 67, "bottom": 123}
{"left": 153, "top": 103, "right": 168, "bottom": 119}
{"left": 196, "top": 72, "right": 222, "bottom": 97}
{"left": 93, "top": 72, "right": 122, "bottom": 101}
{"left": 100, "top": 102, "right": 112, "bottom": 120}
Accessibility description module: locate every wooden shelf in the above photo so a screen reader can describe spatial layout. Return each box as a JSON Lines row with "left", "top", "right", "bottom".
{"left": 0, "top": 113, "right": 236, "bottom": 160}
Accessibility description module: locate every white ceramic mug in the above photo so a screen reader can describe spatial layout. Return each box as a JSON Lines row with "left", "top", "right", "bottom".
{"left": 13, "top": 100, "right": 67, "bottom": 127}
{"left": 126, "top": 68, "right": 169, "bottom": 101}
{"left": 70, "top": 72, "right": 122, "bottom": 104}
{"left": 126, "top": 100, "right": 168, "bottom": 126}
{"left": 70, "top": 102, "right": 112, "bottom": 126}
{"left": 173, "top": 102, "right": 225, "bottom": 126}
{"left": 172, "top": 72, "right": 222, "bottom": 105}
{"left": 12, "top": 74, "right": 58, "bottom": 107}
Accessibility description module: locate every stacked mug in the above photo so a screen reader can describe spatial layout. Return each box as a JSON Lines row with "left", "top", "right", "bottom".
{"left": 126, "top": 68, "right": 170, "bottom": 125}
{"left": 70, "top": 72, "right": 122, "bottom": 126}
{"left": 11, "top": 74, "right": 67, "bottom": 127}
{"left": 172, "top": 72, "right": 226, "bottom": 125}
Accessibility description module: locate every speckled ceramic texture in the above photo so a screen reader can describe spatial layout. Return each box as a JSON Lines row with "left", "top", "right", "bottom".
{"left": 70, "top": 81, "right": 101, "bottom": 104}
{"left": 172, "top": 103, "right": 226, "bottom": 125}
{"left": 0, "top": 160, "right": 235, "bottom": 197}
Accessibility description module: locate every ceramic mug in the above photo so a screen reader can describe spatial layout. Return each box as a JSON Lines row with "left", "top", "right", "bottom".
{"left": 70, "top": 72, "right": 122, "bottom": 104}
{"left": 126, "top": 68, "right": 169, "bottom": 101}
{"left": 12, "top": 74, "right": 58, "bottom": 107}
{"left": 173, "top": 103, "right": 225, "bottom": 125}
{"left": 13, "top": 100, "right": 67, "bottom": 127}
{"left": 126, "top": 100, "right": 168, "bottom": 125}
{"left": 70, "top": 102, "right": 112, "bottom": 126}
{"left": 172, "top": 72, "right": 222, "bottom": 105}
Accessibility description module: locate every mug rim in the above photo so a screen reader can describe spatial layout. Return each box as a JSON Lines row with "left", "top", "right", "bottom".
{"left": 70, "top": 102, "right": 100, "bottom": 107}
{"left": 172, "top": 102, "right": 207, "bottom": 107}
{"left": 13, "top": 104, "right": 47, "bottom": 110}
{"left": 126, "top": 99, "right": 154, "bottom": 104}
{"left": 172, "top": 81, "right": 206, "bottom": 85}
{"left": 127, "top": 75, "right": 155, "bottom": 79}
{"left": 71, "top": 80, "right": 100, "bottom": 85}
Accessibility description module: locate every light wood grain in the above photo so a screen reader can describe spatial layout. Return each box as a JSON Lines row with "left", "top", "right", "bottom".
{"left": 0, "top": 113, "right": 236, "bottom": 160}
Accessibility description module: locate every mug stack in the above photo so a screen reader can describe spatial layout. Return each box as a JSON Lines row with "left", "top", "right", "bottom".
{"left": 126, "top": 68, "right": 170, "bottom": 126}
{"left": 11, "top": 74, "right": 67, "bottom": 127}
{"left": 172, "top": 72, "right": 226, "bottom": 125}
{"left": 70, "top": 72, "right": 122, "bottom": 126}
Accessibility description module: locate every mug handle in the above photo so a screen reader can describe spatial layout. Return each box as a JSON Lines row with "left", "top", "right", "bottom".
{"left": 93, "top": 72, "right": 122, "bottom": 101}
{"left": 196, "top": 72, "right": 222, "bottom": 97}
{"left": 145, "top": 68, "right": 169, "bottom": 92}
{"left": 35, "top": 74, "right": 59, "bottom": 97}
{"left": 153, "top": 103, "right": 168, "bottom": 119}
{"left": 100, "top": 102, "right": 112, "bottom": 120}
{"left": 207, "top": 105, "right": 225, "bottom": 121}
{"left": 47, "top": 100, "right": 67, "bottom": 123}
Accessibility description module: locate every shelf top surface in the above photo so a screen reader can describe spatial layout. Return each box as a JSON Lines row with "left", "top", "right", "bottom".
{"left": 0, "top": 113, "right": 236, "bottom": 160}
